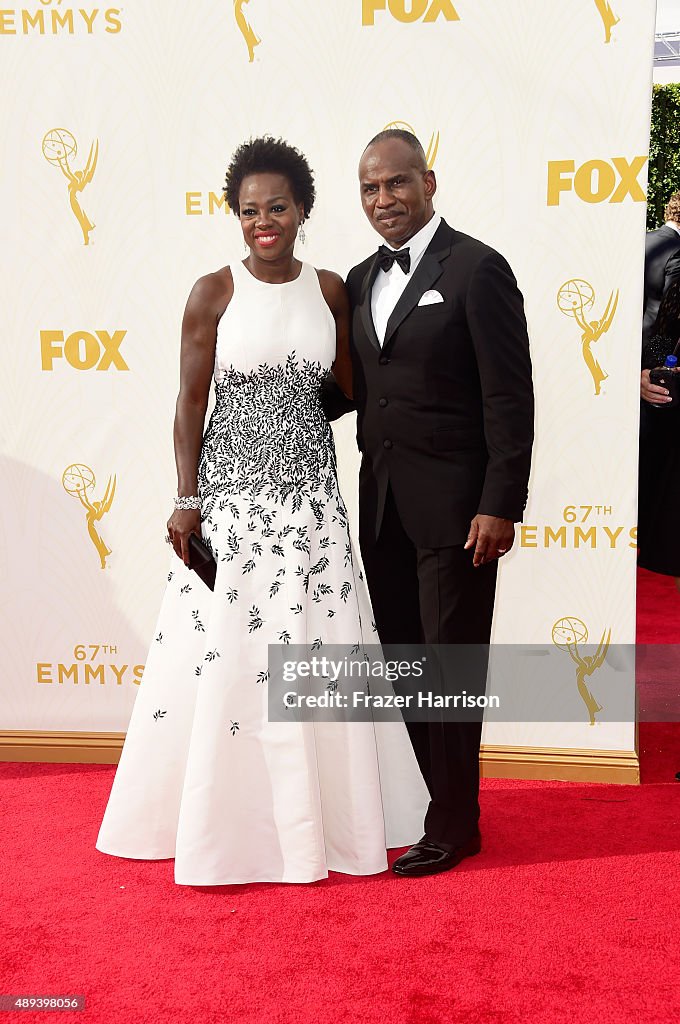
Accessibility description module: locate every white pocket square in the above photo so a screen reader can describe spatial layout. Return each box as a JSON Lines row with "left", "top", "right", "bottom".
{"left": 417, "top": 289, "right": 444, "bottom": 306}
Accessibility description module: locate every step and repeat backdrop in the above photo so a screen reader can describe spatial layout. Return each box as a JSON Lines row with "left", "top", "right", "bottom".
{"left": 0, "top": 0, "right": 656, "bottom": 760}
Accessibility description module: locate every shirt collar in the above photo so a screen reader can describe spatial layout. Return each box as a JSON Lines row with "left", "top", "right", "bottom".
{"left": 385, "top": 212, "right": 442, "bottom": 265}
{"left": 666, "top": 221, "right": 680, "bottom": 238}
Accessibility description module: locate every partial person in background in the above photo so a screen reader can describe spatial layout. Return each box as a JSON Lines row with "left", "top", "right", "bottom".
{"left": 642, "top": 192, "right": 680, "bottom": 348}
{"left": 638, "top": 278, "right": 680, "bottom": 587}
{"left": 639, "top": 193, "right": 680, "bottom": 587}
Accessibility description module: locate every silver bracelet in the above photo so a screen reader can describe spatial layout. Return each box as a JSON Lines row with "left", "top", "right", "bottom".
{"left": 174, "top": 495, "right": 200, "bottom": 510}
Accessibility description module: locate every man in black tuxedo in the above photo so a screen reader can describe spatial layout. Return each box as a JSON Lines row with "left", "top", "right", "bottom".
{"left": 344, "top": 129, "right": 534, "bottom": 877}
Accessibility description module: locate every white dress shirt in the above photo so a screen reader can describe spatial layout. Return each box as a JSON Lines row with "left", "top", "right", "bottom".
{"left": 371, "top": 213, "right": 442, "bottom": 346}
{"left": 666, "top": 220, "right": 680, "bottom": 238}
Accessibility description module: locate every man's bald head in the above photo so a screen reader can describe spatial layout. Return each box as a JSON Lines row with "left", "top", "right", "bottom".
{"left": 362, "top": 129, "right": 429, "bottom": 173}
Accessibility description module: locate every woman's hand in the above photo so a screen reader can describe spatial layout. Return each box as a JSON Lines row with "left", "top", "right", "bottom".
{"left": 167, "top": 508, "right": 201, "bottom": 566}
{"left": 641, "top": 368, "right": 672, "bottom": 406}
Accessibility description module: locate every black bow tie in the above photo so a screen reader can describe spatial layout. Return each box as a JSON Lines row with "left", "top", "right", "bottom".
{"left": 377, "top": 244, "right": 411, "bottom": 275}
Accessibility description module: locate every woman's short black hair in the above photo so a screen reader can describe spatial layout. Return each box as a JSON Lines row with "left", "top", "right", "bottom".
{"left": 224, "top": 136, "right": 316, "bottom": 220}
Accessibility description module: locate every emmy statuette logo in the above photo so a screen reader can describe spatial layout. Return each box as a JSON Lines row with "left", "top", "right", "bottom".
{"left": 233, "top": 0, "right": 260, "bottom": 61}
{"left": 557, "top": 279, "right": 619, "bottom": 396}
{"left": 43, "top": 128, "right": 98, "bottom": 245}
{"left": 593, "top": 0, "right": 619, "bottom": 43}
{"left": 362, "top": 0, "right": 459, "bottom": 26}
{"left": 382, "top": 120, "right": 439, "bottom": 169}
{"left": 62, "top": 464, "right": 115, "bottom": 569}
{"left": 552, "top": 617, "right": 611, "bottom": 726}
{"left": 547, "top": 157, "right": 647, "bottom": 206}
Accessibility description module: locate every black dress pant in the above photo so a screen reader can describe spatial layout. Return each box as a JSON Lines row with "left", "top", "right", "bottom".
{"left": 360, "top": 486, "right": 497, "bottom": 849}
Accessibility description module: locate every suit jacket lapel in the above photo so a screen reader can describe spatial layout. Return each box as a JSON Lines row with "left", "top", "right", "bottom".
{"left": 359, "top": 255, "right": 381, "bottom": 353}
{"left": 381, "top": 221, "right": 453, "bottom": 352}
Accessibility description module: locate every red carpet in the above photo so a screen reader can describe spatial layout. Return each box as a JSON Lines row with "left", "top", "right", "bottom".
{"left": 637, "top": 567, "right": 680, "bottom": 783}
{"left": 636, "top": 567, "right": 680, "bottom": 644}
{"left": 1, "top": 568, "right": 678, "bottom": 1024}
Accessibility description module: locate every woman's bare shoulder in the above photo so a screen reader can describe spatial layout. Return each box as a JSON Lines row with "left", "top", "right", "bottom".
{"left": 187, "top": 266, "right": 235, "bottom": 317}
{"left": 315, "top": 268, "right": 348, "bottom": 313}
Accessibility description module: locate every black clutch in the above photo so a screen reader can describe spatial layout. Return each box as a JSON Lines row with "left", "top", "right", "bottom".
{"left": 188, "top": 533, "right": 217, "bottom": 591}
{"left": 642, "top": 333, "right": 680, "bottom": 370}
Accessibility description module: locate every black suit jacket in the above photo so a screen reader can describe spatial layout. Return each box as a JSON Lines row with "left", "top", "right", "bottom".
{"left": 643, "top": 224, "right": 680, "bottom": 345}
{"left": 345, "top": 218, "right": 534, "bottom": 549}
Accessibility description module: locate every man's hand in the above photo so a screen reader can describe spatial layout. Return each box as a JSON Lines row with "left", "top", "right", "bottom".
{"left": 464, "top": 514, "right": 515, "bottom": 567}
{"left": 641, "top": 368, "right": 672, "bottom": 406}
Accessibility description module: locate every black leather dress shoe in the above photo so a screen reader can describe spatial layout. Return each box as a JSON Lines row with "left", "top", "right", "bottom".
{"left": 392, "top": 833, "right": 481, "bottom": 877}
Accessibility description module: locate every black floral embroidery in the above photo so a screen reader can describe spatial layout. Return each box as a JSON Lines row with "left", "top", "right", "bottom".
{"left": 293, "top": 528, "right": 310, "bottom": 555}
{"left": 310, "top": 556, "right": 329, "bottom": 577}
{"left": 248, "top": 606, "right": 263, "bottom": 632}
{"left": 309, "top": 499, "right": 325, "bottom": 530}
{"left": 180, "top": 349, "right": 372, "bottom": 712}
{"left": 295, "top": 565, "right": 310, "bottom": 593}
{"left": 153, "top": 709, "right": 167, "bottom": 720}
{"left": 230, "top": 721, "right": 240, "bottom": 736}
{"left": 221, "top": 527, "right": 242, "bottom": 563}
{"left": 198, "top": 355, "right": 337, "bottom": 522}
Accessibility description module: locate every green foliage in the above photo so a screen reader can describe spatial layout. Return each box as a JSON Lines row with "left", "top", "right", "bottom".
{"left": 648, "top": 84, "right": 680, "bottom": 229}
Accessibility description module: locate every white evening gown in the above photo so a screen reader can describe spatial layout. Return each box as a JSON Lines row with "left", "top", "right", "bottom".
{"left": 96, "top": 260, "right": 427, "bottom": 885}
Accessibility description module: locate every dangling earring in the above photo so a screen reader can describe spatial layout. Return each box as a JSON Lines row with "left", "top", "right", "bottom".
{"left": 298, "top": 224, "right": 306, "bottom": 244}
{"left": 243, "top": 238, "right": 249, "bottom": 254}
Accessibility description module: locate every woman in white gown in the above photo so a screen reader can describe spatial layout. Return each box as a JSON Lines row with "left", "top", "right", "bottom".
{"left": 96, "top": 137, "right": 426, "bottom": 885}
